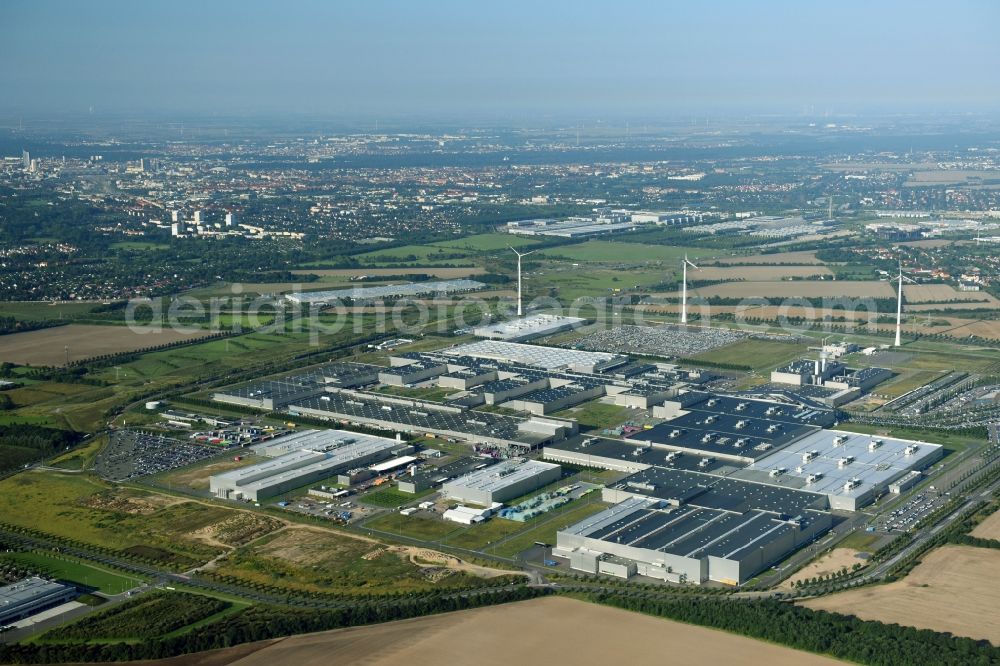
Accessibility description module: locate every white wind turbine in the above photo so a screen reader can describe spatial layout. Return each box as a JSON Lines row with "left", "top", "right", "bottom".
{"left": 680, "top": 253, "right": 699, "bottom": 324}
{"left": 893, "top": 258, "right": 915, "bottom": 347}
{"left": 510, "top": 246, "right": 536, "bottom": 317}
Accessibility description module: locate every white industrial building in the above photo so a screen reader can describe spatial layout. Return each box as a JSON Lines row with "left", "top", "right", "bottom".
{"left": 555, "top": 495, "right": 831, "bottom": 586}
{"left": 0, "top": 577, "right": 77, "bottom": 625}
{"left": 473, "top": 314, "right": 585, "bottom": 342}
{"left": 210, "top": 429, "right": 409, "bottom": 501}
{"left": 732, "top": 430, "right": 944, "bottom": 511}
{"left": 445, "top": 340, "right": 627, "bottom": 373}
{"left": 442, "top": 458, "right": 562, "bottom": 505}
{"left": 286, "top": 279, "right": 485, "bottom": 305}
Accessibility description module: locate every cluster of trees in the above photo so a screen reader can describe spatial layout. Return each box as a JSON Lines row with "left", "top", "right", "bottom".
{"left": 585, "top": 593, "right": 1000, "bottom": 666}
{"left": 0, "top": 317, "right": 63, "bottom": 336}
{"left": 790, "top": 563, "right": 863, "bottom": 590}
{"left": 43, "top": 592, "right": 229, "bottom": 641}
{"left": 0, "top": 425, "right": 84, "bottom": 473}
{"left": 0, "top": 587, "right": 547, "bottom": 663}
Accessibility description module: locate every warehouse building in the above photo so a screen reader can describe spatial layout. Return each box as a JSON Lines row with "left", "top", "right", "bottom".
{"left": 629, "top": 412, "right": 817, "bottom": 464}
{"left": 652, "top": 391, "right": 836, "bottom": 428}
{"left": 398, "top": 456, "right": 497, "bottom": 494}
{"left": 438, "top": 367, "right": 498, "bottom": 390}
{"left": 319, "top": 362, "right": 381, "bottom": 388}
{"left": 210, "top": 430, "right": 407, "bottom": 501}
{"left": 555, "top": 494, "right": 831, "bottom": 585}
{"left": 442, "top": 458, "right": 562, "bottom": 505}
{"left": 287, "top": 389, "right": 577, "bottom": 450}
{"left": 544, "top": 436, "right": 736, "bottom": 475}
{"left": 0, "top": 578, "right": 77, "bottom": 625}
{"left": 732, "top": 430, "right": 944, "bottom": 510}
{"left": 446, "top": 340, "right": 627, "bottom": 373}
{"left": 473, "top": 314, "right": 586, "bottom": 342}
{"left": 502, "top": 384, "right": 606, "bottom": 415}
{"left": 378, "top": 360, "right": 449, "bottom": 386}
{"left": 286, "top": 279, "right": 486, "bottom": 305}
{"left": 479, "top": 377, "right": 550, "bottom": 405}
{"left": 213, "top": 377, "right": 325, "bottom": 411}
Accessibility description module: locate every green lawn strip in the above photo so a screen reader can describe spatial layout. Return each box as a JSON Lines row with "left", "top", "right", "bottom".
{"left": 0, "top": 551, "right": 146, "bottom": 593}
{"left": 493, "top": 501, "right": 609, "bottom": 558}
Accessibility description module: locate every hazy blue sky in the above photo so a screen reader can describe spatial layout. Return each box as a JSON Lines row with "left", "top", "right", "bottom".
{"left": 1, "top": 0, "right": 997, "bottom": 117}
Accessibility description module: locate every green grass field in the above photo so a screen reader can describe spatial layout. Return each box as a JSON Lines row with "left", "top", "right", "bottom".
{"left": 0, "top": 550, "right": 144, "bottom": 593}
{"left": 366, "top": 513, "right": 462, "bottom": 541}
{"left": 430, "top": 233, "right": 540, "bottom": 252}
{"left": 441, "top": 518, "right": 522, "bottom": 551}
{"left": 353, "top": 244, "right": 478, "bottom": 265}
{"left": 834, "top": 422, "right": 985, "bottom": 453}
{"left": 690, "top": 338, "right": 808, "bottom": 370}
{"left": 38, "top": 590, "right": 228, "bottom": 642}
{"left": 110, "top": 241, "right": 170, "bottom": 251}
{"left": 553, "top": 402, "right": 634, "bottom": 430}
{"left": 538, "top": 241, "right": 719, "bottom": 264}
{"left": 47, "top": 435, "right": 105, "bottom": 471}
{"left": 361, "top": 485, "right": 434, "bottom": 508}
{"left": 531, "top": 266, "right": 673, "bottom": 301}
{"left": 0, "top": 302, "right": 98, "bottom": 321}
{"left": 493, "top": 501, "right": 608, "bottom": 558}
{"left": 877, "top": 370, "right": 942, "bottom": 398}
{"left": 0, "top": 472, "right": 232, "bottom": 568}
{"left": 211, "top": 526, "right": 492, "bottom": 595}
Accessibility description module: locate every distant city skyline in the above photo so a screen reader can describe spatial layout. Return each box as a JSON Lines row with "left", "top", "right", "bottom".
{"left": 1, "top": 0, "right": 998, "bottom": 117}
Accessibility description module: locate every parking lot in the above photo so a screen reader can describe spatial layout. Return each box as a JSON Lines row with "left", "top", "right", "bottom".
{"left": 877, "top": 492, "right": 950, "bottom": 533}
{"left": 95, "top": 429, "right": 222, "bottom": 481}
{"left": 570, "top": 324, "right": 750, "bottom": 358}
{"left": 279, "top": 496, "right": 380, "bottom": 525}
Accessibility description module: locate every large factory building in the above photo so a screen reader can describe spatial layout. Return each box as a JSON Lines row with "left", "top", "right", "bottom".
{"left": 210, "top": 429, "right": 409, "bottom": 501}
{"left": 442, "top": 458, "right": 562, "bottom": 505}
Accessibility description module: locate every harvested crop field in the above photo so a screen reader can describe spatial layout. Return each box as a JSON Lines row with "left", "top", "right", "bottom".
{"left": 714, "top": 250, "right": 823, "bottom": 265}
{"left": 971, "top": 509, "right": 1000, "bottom": 540}
{"left": 689, "top": 280, "right": 895, "bottom": 300}
{"left": 0, "top": 324, "right": 213, "bottom": 366}
{"left": 693, "top": 265, "right": 832, "bottom": 281}
{"left": 801, "top": 545, "right": 1000, "bottom": 645}
{"left": 903, "top": 284, "right": 1000, "bottom": 304}
{"left": 220, "top": 596, "right": 846, "bottom": 666}
{"left": 940, "top": 320, "right": 1000, "bottom": 340}
{"left": 782, "top": 548, "right": 861, "bottom": 589}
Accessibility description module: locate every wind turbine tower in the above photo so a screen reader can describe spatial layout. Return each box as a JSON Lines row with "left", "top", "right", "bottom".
{"left": 893, "top": 258, "right": 915, "bottom": 347}
{"left": 680, "top": 253, "right": 699, "bottom": 324}
{"left": 510, "top": 247, "right": 536, "bottom": 317}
